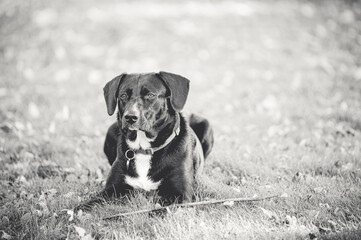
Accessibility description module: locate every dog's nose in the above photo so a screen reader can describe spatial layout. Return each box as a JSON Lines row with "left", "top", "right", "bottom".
{"left": 124, "top": 114, "right": 138, "bottom": 124}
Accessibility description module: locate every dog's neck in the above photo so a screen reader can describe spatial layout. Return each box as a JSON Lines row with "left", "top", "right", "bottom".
{"left": 152, "top": 112, "right": 179, "bottom": 147}
{"left": 124, "top": 112, "right": 180, "bottom": 152}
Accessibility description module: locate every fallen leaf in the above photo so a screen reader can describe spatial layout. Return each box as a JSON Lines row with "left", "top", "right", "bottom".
{"left": 259, "top": 207, "right": 274, "bottom": 219}
{"left": 77, "top": 209, "right": 83, "bottom": 218}
{"left": 286, "top": 215, "right": 297, "bottom": 226}
{"left": 67, "top": 210, "right": 74, "bottom": 222}
{"left": 313, "top": 187, "right": 324, "bottom": 194}
{"left": 165, "top": 207, "right": 171, "bottom": 214}
{"left": 319, "top": 203, "right": 331, "bottom": 209}
{"left": 0, "top": 230, "right": 12, "bottom": 240}
{"left": 328, "top": 220, "right": 337, "bottom": 227}
{"left": 341, "top": 162, "right": 353, "bottom": 171}
{"left": 21, "top": 212, "right": 32, "bottom": 225}
{"left": 37, "top": 192, "right": 50, "bottom": 215}
{"left": 280, "top": 193, "right": 288, "bottom": 198}
{"left": 16, "top": 176, "right": 29, "bottom": 185}
{"left": 95, "top": 168, "right": 104, "bottom": 180}
{"left": 35, "top": 209, "right": 43, "bottom": 217}
{"left": 74, "top": 226, "right": 86, "bottom": 238}
{"left": 240, "top": 177, "right": 247, "bottom": 185}
{"left": 299, "top": 139, "right": 309, "bottom": 147}
{"left": 83, "top": 234, "right": 94, "bottom": 240}
{"left": 309, "top": 210, "right": 319, "bottom": 219}
{"left": 223, "top": 201, "right": 234, "bottom": 207}
{"left": 73, "top": 225, "right": 95, "bottom": 240}
{"left": 318, "top": 226, "right": 331, "bottom": 234}
{"left": 2, "top": 216, "right": 10, "bottom": 225}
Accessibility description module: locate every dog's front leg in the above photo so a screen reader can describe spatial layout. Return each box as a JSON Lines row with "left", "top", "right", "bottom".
{"left": 75, "top": 158, "right": 129, "bottom": 211}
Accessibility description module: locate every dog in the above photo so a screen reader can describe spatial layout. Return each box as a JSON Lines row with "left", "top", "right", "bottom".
{"left": 76, "top": 71, "right": 213, "bottom": 210}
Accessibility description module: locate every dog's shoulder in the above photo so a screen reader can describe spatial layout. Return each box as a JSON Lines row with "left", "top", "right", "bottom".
{"left": 179, "top": 113, "right": 205, "bottom": 172}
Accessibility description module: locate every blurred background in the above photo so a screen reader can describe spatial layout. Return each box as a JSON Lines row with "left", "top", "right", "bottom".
{"left": 1, "top": 0, "right": 361, "bottom": 171}
{"left": 2, "top": 1, "right": 361, "bottom": 238}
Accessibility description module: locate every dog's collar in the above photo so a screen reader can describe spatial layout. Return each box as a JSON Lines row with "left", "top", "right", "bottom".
{"left": 125, "top": 114, "right": 180, "bottom": 169}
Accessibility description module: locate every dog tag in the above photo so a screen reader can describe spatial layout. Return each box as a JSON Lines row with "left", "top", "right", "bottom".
{"left": 125, "top": 149, "right": 135, "bottom": 170}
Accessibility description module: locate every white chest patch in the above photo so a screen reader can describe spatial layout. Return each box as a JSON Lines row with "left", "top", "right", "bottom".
{"left": 124, "top": 153, "right": 161, "bottom": 191}
{"left": 124, "top": 131, "right": 161, "bottom": 191}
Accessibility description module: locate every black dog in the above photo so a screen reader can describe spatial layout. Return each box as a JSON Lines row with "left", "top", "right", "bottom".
{"left": 77, "top": 72, "right": 213, "bottom": 210}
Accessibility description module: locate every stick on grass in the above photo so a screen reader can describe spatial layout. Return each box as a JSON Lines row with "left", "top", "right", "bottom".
{"left": 104, "top": 195, "right": 279, "bottom": 220}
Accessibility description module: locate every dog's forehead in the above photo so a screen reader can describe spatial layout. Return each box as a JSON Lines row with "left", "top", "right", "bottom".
{"left": 138, "top": 74, "right": 165, "bottom": 90}
{"left": 121, "top": 74, "right": 166, "bottom": 92}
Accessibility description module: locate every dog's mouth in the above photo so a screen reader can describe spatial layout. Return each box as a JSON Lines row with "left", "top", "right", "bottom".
{"left": 120, "top": 110, "right": 168, "bottom": 140}
{"left": 122, "top": 120, "right": 148, "bottom": 131}
{"left": 122, "top": 123, "right": 157, "bottom": 139}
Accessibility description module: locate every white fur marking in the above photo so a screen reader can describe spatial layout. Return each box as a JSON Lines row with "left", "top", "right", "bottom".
{"left": 126, "top": 131, "right": 152, "bottom": 150}
{"left": 125, "top": 130, "right": 161, "bottom": 191}
{"left": 131, "top": 103, "right": 139, "bottom": 114}
{"left": 125, "top": 153, "right": 161, "bottom": 191}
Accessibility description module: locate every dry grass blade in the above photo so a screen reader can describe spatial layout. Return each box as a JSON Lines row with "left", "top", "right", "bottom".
{"left": 103, "top": 195, "right": 279, "bottom": 220}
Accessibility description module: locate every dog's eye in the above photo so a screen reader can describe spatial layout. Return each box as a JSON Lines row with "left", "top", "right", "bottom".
{"left": 120, "top": 94, "right": 127, "bottom": 100}
{"left": 146, "top": 93, "right": 156, "bottom": 99}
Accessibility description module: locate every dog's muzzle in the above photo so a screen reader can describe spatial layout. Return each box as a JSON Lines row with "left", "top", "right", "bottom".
{"left": 124, "top": 114, "right": 138, "bottom": 124}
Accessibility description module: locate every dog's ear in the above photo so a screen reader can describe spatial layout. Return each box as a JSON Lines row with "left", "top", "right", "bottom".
{"left": 103, "top": 73, "right": 127, "bottom": 116}
{"left": 157, "top": 71, "right": 190, "bottom": 112}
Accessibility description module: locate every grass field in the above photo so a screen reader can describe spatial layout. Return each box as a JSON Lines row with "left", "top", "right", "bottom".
{"left": 1, "top": 0, "right": 361, "bottom": 239}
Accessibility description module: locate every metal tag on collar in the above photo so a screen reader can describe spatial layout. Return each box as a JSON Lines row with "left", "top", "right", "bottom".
{"left": 125, "top": 149, "right": 135, "bottom": 170}
{"left": 175, "top": 127, "right": 180, "bottom": 136}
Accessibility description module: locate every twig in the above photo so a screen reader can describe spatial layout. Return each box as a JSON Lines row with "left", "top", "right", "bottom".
{"left": 103, "top": 194, "right": 279, "bottom": 220}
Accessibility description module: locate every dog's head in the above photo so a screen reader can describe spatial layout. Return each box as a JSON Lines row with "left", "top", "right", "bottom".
{"left": 103, "top": 71, "right": 189, "bottom": 138}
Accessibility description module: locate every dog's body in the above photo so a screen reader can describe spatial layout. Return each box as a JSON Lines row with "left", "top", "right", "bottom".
{"left": 77, "top": 72, "right": 213, "bottom": 210}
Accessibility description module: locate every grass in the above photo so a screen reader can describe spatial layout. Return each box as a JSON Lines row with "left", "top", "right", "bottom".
{"left": 1, "top": 0, "right": 361, "bottom": 239}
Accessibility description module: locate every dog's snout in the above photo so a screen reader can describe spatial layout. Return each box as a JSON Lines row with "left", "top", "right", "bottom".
{"left": 124, "top": 103, "right": 140, "bottom": 125}
{"left": 124, "top": 114, "right": 138, "bottom": 124}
